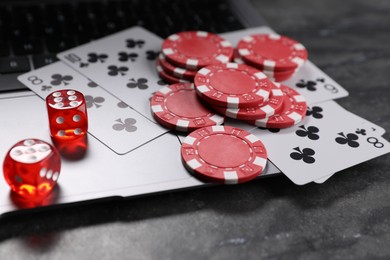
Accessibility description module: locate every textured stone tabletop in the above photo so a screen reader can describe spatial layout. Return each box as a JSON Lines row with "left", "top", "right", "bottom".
{"left": 1, "top": 0, "right": 390, "bottom": 259}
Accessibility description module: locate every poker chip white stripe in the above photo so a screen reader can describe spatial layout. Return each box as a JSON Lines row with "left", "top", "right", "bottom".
{"left": 198, "top": 68, "right": 210, "bottom": 75}
{"left": 184, "top": 136, "right": 197, "bottom": 145}
{"left": 272, "top": 89, "right": 284, "bottom": 96}
{"left": 212, "top": 125, "right": 225, "bottom": 132}
{"left": 224, "top": 171, "right": 239, "bottom": 184}
{"left": 197, "top": 31, "right": 208, "bottom": 37}
{"left": 256, "top": 89, "right": 270, "bottom": 99}
{"left": 187, "top": 159, "right": 202, "bottom": 170}
{"left": 163, "top": 48, "right": 174, "bottom": 55}
{"left": 238, "top": 49, "right": 250, "bottom": 56}
{"left": 159, "top": 86, "right": 172, "bottom": 95}
{"left": 221, "top": 41, "right": 232, "bottom": 47}
{"left": 288, "top": 111, "right": 303, "bottom": 124}
{"left": 253, "top": 157, "right": 267, "bottom": 168}
{"left": 151, "top": 105, "right": 163, "bottom": 113}
{"left": 264, "top": 60, "right": 276, "bottom": 69}
{"left": 269, "top": 33, "right": 281, "bottom": 40}
{"left": 176, "top": 120, "right": 190, "bottom": 131}
{"left": 254, "top": 72, "right": 267, "bottom": 80}
{"left": 227, "top": 97, "right": 239, "bottom": 108}
{"left": 261, "top": 105, "right": 274, "bottom": 115}
{"left": 245, "top": 134, "right": 259, "bottom": 144}
{"left": 210, "top": 114, "right": 224, "bottom": 124}
{"left": 294, "top": 95, "right": 306, "bottom": 103}
{"left": 227, "top": 62, "right": 238, "bottom": 69}
{"left": 174, "top": 67, "right": 186, "bottom": 76}
{"left": 187, "top": 59, "right": 198, "bottom": 68}
{"left": 197, "top": 85, "right": 210, "bottom": 93}
{"left": 169, "top": 34, "right": 179, "bottom": 41}
{"left": 216, "top": 55, "right": 229, "bottom": 63}
{"left": 294, "top": 43, "right": 306, "bottom": 50}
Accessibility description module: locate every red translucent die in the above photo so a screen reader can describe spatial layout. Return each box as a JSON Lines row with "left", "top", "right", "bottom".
{"left": 3, "top": 139, "right": 61, "bottom": 197}
{"left": 46, "top": 89, "right": 88, "bottom": 140}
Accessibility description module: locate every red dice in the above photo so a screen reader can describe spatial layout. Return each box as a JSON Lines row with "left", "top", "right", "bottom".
{"left": 46, "top": 89, "right": 88, "bottom": 139}
{"left": 3, "top": 139, "right": 61, "bottom": 197}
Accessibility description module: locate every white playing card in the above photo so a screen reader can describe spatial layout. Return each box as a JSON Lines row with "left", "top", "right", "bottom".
{"left": 250, "top": 100, "right": 390, "bottom": 185}
{"left": 18, "top": 61, "right": 168, "bottom": 155}
{"left": 57, "top": 26, "right": 163, "bottom": 122}
{"left": 314, "top": 111, "right": 386, "bottom": 184}
{"left": 221, "top": 27, "right": 349, "bottom": 104}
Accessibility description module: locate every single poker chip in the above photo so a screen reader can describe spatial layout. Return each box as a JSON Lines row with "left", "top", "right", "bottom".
{"left": 212, "top": 82, "right": 285, "bottom": 120}
{"left": 150, "top": 83, "right": 224, "bottom": 132}
{"left": 237, "top": 33, "right": 308, "bottom": 72}
{"left": 194, "top": 62, "right": 272, "bottom": 109}
{"left": 158, "top": 54, "right": 197, "bottom": 80}
{"left": 162, "top": 31, "right": 234, "bottom": 70}
{"left": 247, "top": 85, "right": 307, "bottom": 128}
{"left": 181, "top": 125, "right": 268, "bottom": 184}
{"left": 156, "top": 63, "right": 191, "bottom": 84}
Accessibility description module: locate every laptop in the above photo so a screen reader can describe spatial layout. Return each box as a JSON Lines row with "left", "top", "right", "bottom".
{"left": 0, "top": 0, "right": 281, "bottom": 215}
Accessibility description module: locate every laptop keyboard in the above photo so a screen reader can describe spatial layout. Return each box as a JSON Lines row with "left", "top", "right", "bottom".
{"left": 0, "top": 0, "right": 244, "bottom": 92}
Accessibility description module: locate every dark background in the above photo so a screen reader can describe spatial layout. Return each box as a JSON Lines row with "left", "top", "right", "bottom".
{"left": 1, "top": 0, "right": 390, "bottom": 259}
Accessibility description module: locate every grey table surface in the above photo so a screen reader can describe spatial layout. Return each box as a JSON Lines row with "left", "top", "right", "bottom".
{"left": 1, "top": 0, "right": 390, "bottom": 259}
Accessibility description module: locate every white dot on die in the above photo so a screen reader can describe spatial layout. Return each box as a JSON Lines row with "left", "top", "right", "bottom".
{"left": 46, "top": 170, "right": 53, "bottom": 179}
{"left": 28, "top": 155, "right": 38, "bottom": 163}
{"left": 25, "top": 148, "right": 36, "bottom": 154}
{"left": 56, "top": 116, "right": 64, "bottom": 124}
{"left": 74, "top": 128, "right": 82, "bottom": 135}
{"left": 68, "top": 95, "right": 77, "bottom": 101}
{"left": 73, "top": 115, "right": 81, "bottom": 122}
{"left": 70, "top": 101, "right": 80, "bottom": 107}
{"left": 53, "top": 92, "right": 61, "bottom": 97}
{"left": 11, "top": 149, "right": 23, "bottom": 157}
{"left": 40, "top": 168, "right": 47, "bottom": 178}
{"left": 67, "top": 90, "right": 75, "bottom": 95}
{"left": 37, "top": 144, "right": 50, "bottom": 152}
{"left": 23, "top": 139, "right": 35, "bottom": 146}
{"left": 52, "top": 172, "right": 59, "bottom": 182}
{"left": 55, "top": 102, "right": 64, "bottom": 108}
{"left": 54, "top": 97, "right": 63, "bottom": 103}
{"left": 57, "top": 130, "right": 66, "bottom": 137}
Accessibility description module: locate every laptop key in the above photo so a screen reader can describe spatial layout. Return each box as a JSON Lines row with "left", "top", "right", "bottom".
{"left": 32, "top": 54, "right": 59, "bottom": 69}
{"left": 0, "top": 57, "right": 30, "bottom": 74}
{"left": 0, "top": 41, "right": 10, "bottom": 57}
{"left": 46, "top": 37, "right": 77, "bottom": 53}
{"left": 13, "top": 39, "right": 44, "bottom": 55}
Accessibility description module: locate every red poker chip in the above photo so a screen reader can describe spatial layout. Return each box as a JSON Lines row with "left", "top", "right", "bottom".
{"left": 162, "top": 31, "right": 234, "bottom": 70}
{"left": 181, "top": 125, "right": 268, "bottom": 184}
{"left": 263, "top": 69, "right": 295, "bottom": 82}
{"left": 194, "top": 62, "right": 273, "bottom": 109}
{"left": 211, "top": 82, "right": 285, "bottom": 120}
{"left": 158, "top": 54, "right": 197, "bottom": 80}
{"left": 246, "top": 85, "right": 307, "bottom": 128}
{"left": 150, "top": 83, "right": 224, "bottom": 132}
{"left": 237, "top": 33, "right": 308, "bottom": 72}
{"left": 156, "top": 63, "right": 191, "bottom": 84}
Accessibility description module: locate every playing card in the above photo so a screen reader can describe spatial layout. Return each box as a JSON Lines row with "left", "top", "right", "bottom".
{"left": 18, "top": 61, "right": 168, "bottom": 155}
{"left": 221, "top": 27, "right": 349, "bottom": 104}
{"left": 57, "top": 26, "right": 163, "bottom": 121}
{"left": 250, "top": 100, "right": 390, "bottom": 185}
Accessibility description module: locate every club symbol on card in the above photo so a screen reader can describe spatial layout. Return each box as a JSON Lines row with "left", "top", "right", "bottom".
{"left": 127, "top": 78, "right": 148, "bottom": 90}
{"left": 85, "top": 95, "right": 105, "bottom": 108}
{"left": 157, "top": 79, "right": 168, "bottom": 86}
{"left": 50, "top": 74, "right": 73, "bottom": 86}
{"left": 112, "top": 118, "right": 137, "bottom": 132}
{"left": 88, "top": 53, "right": 108, "bottom": 63}
{"left": 145, "top": 50, "right": 159, "bottom": 60}
{"left": 107, "top": 65, "right": 129, "bottom": 76}
{"left": 117, "top": 101, "right": 129, "bottom": 108}
{"left": 88, "top": 81, "right": 98, "bottom": 88}
{"left": 296, "top": 125, "right": 320, "bottom": 140}
{"left": 306, "top": 106, "right": 323, "bottom": 119}
{"left": 126, "top": 39, "right": 145, "bottom": 48}
{"left": 335, "top": 132, "right": 359, "bottom": 148}
{"left": 41, "top": 85, "right": 52, "bottom": 91}
{"left": 356, "top": 128, "right": 366, "bottom": 135}
{"left": 290, "top": 147, "right": 315, "bottom": 164}
{"left": 296, "top": 79, "right": 317, "bottom": 91}
{"left": 118, "top": 52, "right": 138, "bottom": 62}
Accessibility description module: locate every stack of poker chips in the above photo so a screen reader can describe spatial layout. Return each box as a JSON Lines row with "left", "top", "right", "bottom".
{"left": 234, "top": 33, "right": 308, "bottom": 82}
{"left": 156, "top": 31, "right": 234, "bottom": 84}
{"left": 151, "top": 31, "right": 309, "bottom": 185}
